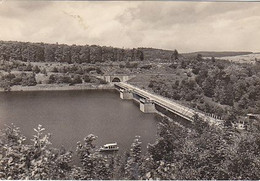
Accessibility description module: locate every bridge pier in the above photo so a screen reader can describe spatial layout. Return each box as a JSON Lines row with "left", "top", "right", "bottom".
{"left": 120, "top": 89, "right": 133, "bottom": 100}
{"left": 139, "top": 99, "right": 156, "bottom": 113}
{"left": 115, "top": 82, "right": 224, "bottom": 124}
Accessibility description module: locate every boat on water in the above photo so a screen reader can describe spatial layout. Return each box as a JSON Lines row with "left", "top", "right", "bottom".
{"left": 99, "top": 142, "right": 119, "bottom": 152}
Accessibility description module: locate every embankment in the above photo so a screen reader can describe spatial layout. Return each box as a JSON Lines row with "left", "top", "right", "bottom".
{"left": 0, "top": 83, "right": 115, "bottom": 92}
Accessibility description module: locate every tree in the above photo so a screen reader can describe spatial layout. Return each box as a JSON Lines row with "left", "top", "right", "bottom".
{"left": 44, "top": 45, "right": 55, "bottom": 62}
{"left": 51, "top": 66, "right": 58, "bottom": 73}
{"left": 27, "top": 124, "right": 53, "bottom": 179}
{"left": 196, "top": 54, "right": 203, "bottom": 61}
{"left": 80, "top": 46, "right": 90, "bottom": 63}
{"left": 71, "top": 74, "right": 82, "bottom": 85}
{"left": 83, "top": 74, "right": 91, "bottom": 83}
{"left": 0, "top": 124, "right": 73, "bottom": 180}
{"left": 0, "top": 79, "right": 11, "bottom": 91}
{"left": 48, "top": 74, "right": 56, "bottom": 84}
{"left": 221, "top": 83, "right": 234, "bottom": 106}
{"left": 202, "top": 76, "right": 215, "bottom": 98}
{"left": 125, "top": 136, "right": 142, "bottom": 179}
{"left": 24, "top": 63, "right": 33, "bottom": 71}
{"left": 0, "top": 124, "right": 27, "bottom": 179}
{"left": 32, "top": 65, "right": 41, "bottom": 74}
{"left": 34, "top": 44, "right": 45, "bottom": 62}
{"left": 41, "top": 68, "right": 47, "bottom": 76}
{"left": 71, "top": 45, "right": 81, "bottom": 63}
{"left": 54, "top": 45, "right": 63, "bottom": 62}
{"left": 62, "top": 45, "right": 72, "bottom": 64}
{"left": 172, "top": 49, "right": 179, "bottom": 60}
{"left": 139, "top": 50, "right": 144, "bottom": 61}
{"left": 76, "top": 134, "right": 111, "bottom": 180}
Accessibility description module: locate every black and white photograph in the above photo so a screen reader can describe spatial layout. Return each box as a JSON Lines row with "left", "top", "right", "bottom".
{"left": 0, "top": 0, "right": 259, "bottom": 180}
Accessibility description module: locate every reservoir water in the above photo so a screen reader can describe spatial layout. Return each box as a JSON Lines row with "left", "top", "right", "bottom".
{"left": 0, "top": 90, "right": 158, "bottom": 153}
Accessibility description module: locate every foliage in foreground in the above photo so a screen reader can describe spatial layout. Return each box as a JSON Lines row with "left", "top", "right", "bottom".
{"left": 0, "top": 118, "right": 259, "bottom": 180}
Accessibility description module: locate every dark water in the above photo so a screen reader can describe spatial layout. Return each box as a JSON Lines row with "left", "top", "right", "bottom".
{"left": 0, "top": 90, "right": 158, "bottom": 153}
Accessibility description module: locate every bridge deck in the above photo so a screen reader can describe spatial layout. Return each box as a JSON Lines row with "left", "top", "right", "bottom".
{"left": 116, "top": 82, "right": 222, "bottom": 124}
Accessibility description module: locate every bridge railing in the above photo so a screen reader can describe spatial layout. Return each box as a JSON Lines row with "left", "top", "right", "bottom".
{"left": 117, "top": 82, "right": 195, "bottom": 118}
{"left": 116, "top": 82, "right": 223, "bottom": 124}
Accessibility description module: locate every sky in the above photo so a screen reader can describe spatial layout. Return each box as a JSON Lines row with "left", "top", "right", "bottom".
{"left": 0, "top": 1, "right": 260, "bottom": 53}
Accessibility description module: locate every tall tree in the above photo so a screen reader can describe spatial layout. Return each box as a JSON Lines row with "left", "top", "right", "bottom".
{"left": 125, "top": 136, "right": 142, "bottom": 179}
{"left": 172, "top": 49, "right": 179, "bottom": 60}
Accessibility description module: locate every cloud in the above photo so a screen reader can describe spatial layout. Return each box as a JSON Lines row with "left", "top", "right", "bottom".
{"left": 0, "top": 1, "right": 259, "bottom": 52}
{"left": 116, "top": 2, "right": 260, "bottom": 52}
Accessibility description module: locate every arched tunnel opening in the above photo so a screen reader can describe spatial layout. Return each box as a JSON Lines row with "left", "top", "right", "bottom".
{"left": 112, "top": 77, "right": 121, "bottom": 82}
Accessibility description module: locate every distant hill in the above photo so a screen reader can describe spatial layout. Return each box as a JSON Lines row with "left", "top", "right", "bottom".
{"left": 139, "top": 48, "right": 253, "bottom": 61}
{"left": 217, "top": 53, "right": 260, "bottom": 63}
{"left": 182, "top": 51, "right": 253, "bottom": 58}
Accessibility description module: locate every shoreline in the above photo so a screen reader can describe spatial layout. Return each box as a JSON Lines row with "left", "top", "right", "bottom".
{"left": 0, "top": 83, "right": 115, "bottom": 92}
{"left": 1, "top": 82, "right": 187, "bottom": 128}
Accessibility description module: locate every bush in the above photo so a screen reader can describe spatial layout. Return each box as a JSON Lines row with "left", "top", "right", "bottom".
{"left": 60, "top": 76, "right": 72, "bottom": 84}
{"left": 169, "top": 63, "right": 177, "bottom": 69}
{"left": 52, "top": 67, "right": 58, "bottom": 73}
{"left": 96, "top": 67, "right": 103, "bottom": 75}
{"left": 125, "top": 62, "right": 138, "bottom": 69}
{"left": 140, "top": 65, "right": 152, "bottom": 69}
{"left": 24, "top": 63, "right": 33, "bottom": 71}
{"left": 148, "top": 81, "right": 155, "bottom": 88}
{"left": 72, "top": 75, "right": 82, "bottom": 84}
{"left": 32, "top": 65, "right": 41, "bottom": 74}
{"left": 48, "top": 74, "right": 56, "bottom": 84}
{"left": 119, "top": 64, "right": 125, "bottom": 68}
{"left": 21, "top": 75, "right": 37, "bottom": 86}
{"left": 41, "top": 68, "right": 47, "bottom": 75}
{"left": 192, "top": 67, "right": 200, "bottom": 75}
{"left": 11, "top": 77, "right": 22, "bottom": 85}
{"left": 83, "top": 74, "right": 91, "bottom": 83}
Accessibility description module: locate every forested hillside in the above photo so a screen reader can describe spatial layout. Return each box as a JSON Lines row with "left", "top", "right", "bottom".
{"left": 0, "top": 41, "right": 253, "bottom": 64}
{"left": 129, "top": 54, "right": 260, "bottom": 127}
{"left": 0, "top": 41, "right": 144, "bottom": 63}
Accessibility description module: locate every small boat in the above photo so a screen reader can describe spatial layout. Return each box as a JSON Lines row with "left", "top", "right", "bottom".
{"left": 99, "top": 142, "right": 119, "bottom": 152}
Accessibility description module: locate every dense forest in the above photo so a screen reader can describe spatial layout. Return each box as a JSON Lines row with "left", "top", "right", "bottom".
{"left": 1, "top": 41, "right": 253, "bottom": 63}
{"left": 0, "top": 41, "right": 144, "bottom": 63}
{"left": 0, "top": 115, "right": 259, "bottom": 180}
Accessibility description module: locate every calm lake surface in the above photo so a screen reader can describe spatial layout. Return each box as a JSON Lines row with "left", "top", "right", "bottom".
{"left": 0, "top": 90, "right": 158, "bottom": 153}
